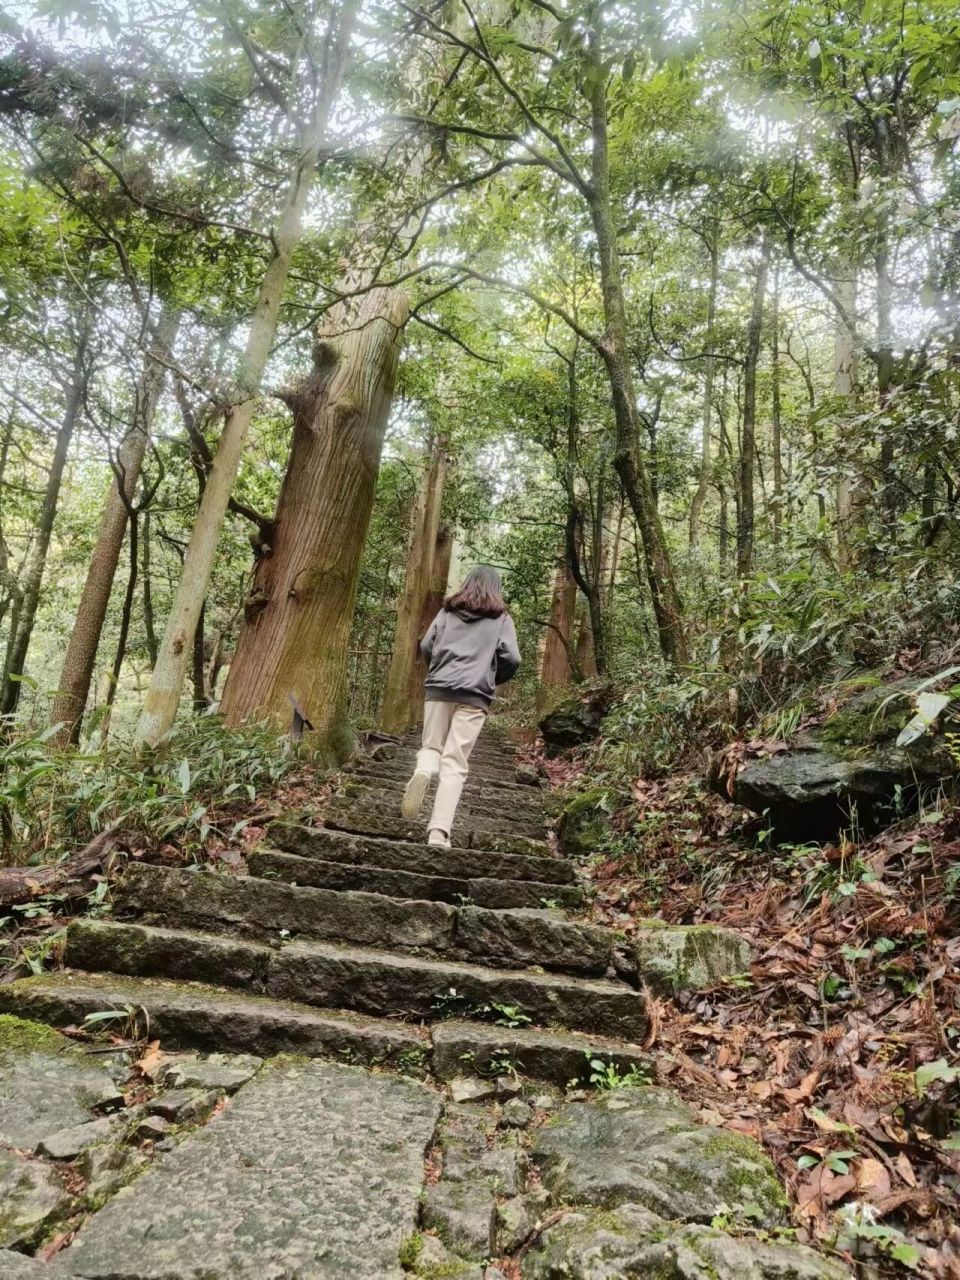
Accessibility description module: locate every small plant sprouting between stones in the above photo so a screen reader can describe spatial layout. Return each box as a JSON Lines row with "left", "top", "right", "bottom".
{"left": 82, "top": 1003, "right": 150, "bottom": 1041}
{"left": 585, "top": 1053, "right": 651, "bottom": 1090}
{"left": 431, "top": 986, "right": 531, "bottom": 1028}
{"left": 836, "top": 1203, "right": 921, "bottom": 1270}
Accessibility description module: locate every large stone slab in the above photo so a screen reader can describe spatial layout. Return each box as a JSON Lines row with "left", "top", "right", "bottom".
{"left": 432, "top": 1022, "right": 653, "bottom": 1088}
{"left": 62, "top": 1058, "right": 442, "bottom": 1278}
{"left": 0, "top": 1145, "right": 70, "bottom": 1249}
{"left": 0, "top": 1017, "right": 123, "bottom": 1151}
{"left": 456, "top": 906, "right": 620, "bottom": 976}
{"left": 531, "top": 1087, "right": 785, "bottom": 1226}
{"left": 115, "top": 863, "right": 456, "bottom": 953}
{"left": 522, "top": 1204, "right": 851, "bottom": 1279}
{"left": 268, "top": 823, "right": 575, "bottom": 885}
{"left": 629, "top": 922, "right": 751, "bottom": 995}
{"left": 322, "top": 803, "right": 549, "bottom": 857}
{"left": 0, "top": 973, "right": 429, "bottom": 1070}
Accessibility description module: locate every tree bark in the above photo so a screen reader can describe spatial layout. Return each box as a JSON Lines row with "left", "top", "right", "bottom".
{"left": 583, "top": 22, "right": 687, "bottom": 665}
{"left": 770, "top": 261, "right": 784, "bottom": 545}
{"left": 142, "top": 509, "right": 158, "bottom": 666}
{"left": 834, "top": 270, "right": 859, "bottom": 567}
{"left": 380, "top": 437, "right": 447, "bottom": 734}
{"left": 2, "top": 316, "right": 90, "bottom": 720}
{"left": 136, "top": 4, "right": 357, "bottom": 748}
{"left": 539, "top": 560, "right": 577, "bottom": 691}
{"left": 50, "top": 305, "right": 178, "bottom": 744}
{"left": 736, "top": 234, "right": 771, "bottom": 582}
{"left": 689, "top": 228, "right": 719, "bottom": 549}
{"left": 99, "top": 511, "right": 141, "bottom": 743}
{"left": 220, "top": 284, "right": 410, "bottom": 756}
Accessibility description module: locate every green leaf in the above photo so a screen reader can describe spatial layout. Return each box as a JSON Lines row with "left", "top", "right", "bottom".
{"left": 178, "top": 759, "right": 191, "bottom": 795}
{"left": 916, "top": 1058, "right": 960, "bottom": 1094}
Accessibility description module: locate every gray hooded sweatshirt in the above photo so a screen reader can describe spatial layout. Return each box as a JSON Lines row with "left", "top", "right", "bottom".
{"left": 420, "top": 606, "right": 521, "bottom": 710}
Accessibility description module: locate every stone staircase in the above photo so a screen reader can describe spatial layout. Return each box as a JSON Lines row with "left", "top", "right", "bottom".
{"left": 0, "top": 735, "right": 739, "bottom": 1085}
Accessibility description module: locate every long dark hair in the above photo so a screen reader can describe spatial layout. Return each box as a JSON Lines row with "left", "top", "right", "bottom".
{"left": 445, "top": 565, "right": 506, "bottom": 618}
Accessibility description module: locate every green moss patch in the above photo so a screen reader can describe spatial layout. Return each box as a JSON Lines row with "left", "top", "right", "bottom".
{"left": 0, "top": 1013, "right": 67, "bottom": 1055}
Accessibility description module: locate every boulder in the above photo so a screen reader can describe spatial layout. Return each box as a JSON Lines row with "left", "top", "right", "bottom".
{"left": 556, "top": 789, "right": 613, "bottom": 857}
{"left": 628, "top": 923, "right": 751, "bottom": 995}
{"left": 711, "top": 678, "right": 960, "bottom": 842}
{"left": 538, "top": 692, "right": 607, "bottom": 756}
{"left": 531, "top": 1087, "right": 785, "bottom": 1227}
{"left": 0, "top": 1146, "right": 70, "bottom": 1248}
{"left": 521, "top": 1203, "right": 851, "bottom": 1279}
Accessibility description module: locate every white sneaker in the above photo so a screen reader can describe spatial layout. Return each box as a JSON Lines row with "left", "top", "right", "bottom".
{"left": 427, "top": 828, "right": 451, "bottom": 848}
{"left": 401, "top": 771, "right": 431, "bottom": 820}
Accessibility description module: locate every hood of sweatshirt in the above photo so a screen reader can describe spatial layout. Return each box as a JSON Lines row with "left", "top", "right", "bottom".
{"left": 449, "top": 605, "right": 501, "bottom": 623}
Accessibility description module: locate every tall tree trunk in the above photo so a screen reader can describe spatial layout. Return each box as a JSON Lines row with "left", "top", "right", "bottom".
{"left": 575, "top": 608, "right": 598, "bottom": 678}
{"left": 50, "top": 306, "right": 178, "bottom": 744}
{"left": 142, "top": 509, "right": 159, "bottom": 666}
{"left": 689, "top": 228, "right": 720, "bottom": 549}
{"left": 99, "top": 512, "right": 140, "bottom": 743}
{"left": 770, "top": 261, "right": 784, "bottom": 545}
{"left": 220, "top": 284, "right": 409, "bottom": 757}
{"left": 137, "top": 5, "right": 357, "bottom": 748}
{"left": 584, "top": 23, "right": 687, "bottom": 665}
{"left": 539, "top": 561, "right": 577, "bottom": 693}
{"left": 834, "top": 269, "right": 859, "bottom": 568}
{"left": 876, "top": 232, "right": 896, "bottom": 521}
{"left": 192, "top": 602, "right": 206, "bottom": 710}
{"left": 736, "top": 234, "right": 771, "bottom": 582}
{"left": 380, "top": 437, "right": 447, "bottom": 733}
{"left": 410, "top": 520, "right": 453, "bottom": 721}
{"left": 363, "top": 553, "right": 394, "bottom": 719}
{"left": 2, "top": 319, "right": 89, "bottom": 719}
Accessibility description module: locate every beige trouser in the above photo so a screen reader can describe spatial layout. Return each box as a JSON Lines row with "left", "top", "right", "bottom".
{"left": 417, "top": 700, "right": 487, "bottom": 838}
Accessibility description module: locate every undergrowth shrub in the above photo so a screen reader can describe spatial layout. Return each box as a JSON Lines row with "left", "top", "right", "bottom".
{"left": 0, "top": 713, "right": 293, "bottom": 864}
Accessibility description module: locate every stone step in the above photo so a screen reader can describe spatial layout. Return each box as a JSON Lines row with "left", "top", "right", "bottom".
{"left": 0, "top": 971, "right": 428, "bottom": 1068}
{"left": 0, "top": 974, "right": 654, "bottom": 1089}
{"left": 332, "top": 773, "right": 545, "bottom": 824}
{"left": 345, "top": 761, "right": 542, "bottom": 799}
{"left": 249, "top": 848, "right": 582, "bottom": 911}
{"left": 329, "top": 788, "right": 545, "bottom": 838}
{"left": 322, "top": 801, "right": 549, "bottom": 856}
{"left": 114, "top": 864, "right": 611, "bottom": 975}
{"left": 269, "top": 821, "right": 575, "bottom": 885}
{"left": 64, "top": 919, "right": 649, "bottom": 1039}
{"left": 352, "top": 756, "right": 521, "bottom": 786}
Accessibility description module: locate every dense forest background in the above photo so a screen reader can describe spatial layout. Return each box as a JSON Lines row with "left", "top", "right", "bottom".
{"left": 0, "top": 0, "right": 957, "bottom": 800}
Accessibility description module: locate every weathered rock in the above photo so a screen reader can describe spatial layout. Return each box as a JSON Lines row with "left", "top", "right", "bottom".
{"left": 36, "top": 1117, "right": 114, "bottom": 1160}
{"left": 404, "top": 1233, "right": 484, "bottom": 1279}
{"left": 494, "top": 1075, "right": 522, "bottom": 1100}
{"left": 421, "top": 1181, "right": 497, "bottom": 1261}
{"left": 521, "top": 1204, "right": 851, "bottom": 1279}
{"left": 538, "top": 693, "right": 607, "bottom": 756}
{"left": 439, "top": 1108, "right": 525, "bottom": 1196}
{"left": 432, "top": 1021, "right": 653, "bottom": 1089}
{"left": 497, "top": 1190, "right": 550, "bottom": 1253}
{"left": 629, "top": 923, "right": 751, "bottom": 995}
{"left": 557, "top": 790, "right": 613, "bottom": 857}
{"left": 499, "top": 1098, "right": 533, "bottom": 1129}
{"left": 164, "top": 1053, "right": 263, "bottom": 1093}
{"left": 79, "top": 1141, "right": 148, "bottom": 1206}
{"left": 450, "top": 1076, "right": 499, "bottom": 1104}
{"left": 712, "top": 679, "right": 960, "bottom": 842}
{"left": 0, "top": 1022, "right": 124, "bottom": 1151}
{"left": 0, "top": 1146, "right": 69, "bottom": 1248}
{"left": 64, "top": 1059, "right": 442, "bottom": 1278}
{"left": 455, "top": 907, "right": 616, "bottom": 977}
{"left": 134, "top": 1114, "right": 171, "bottom": 1142}
{"left": 515, "top": 764, "right": 541, "bottom": 787}
{"left": 147, "top": 1088, "right": 220, "bottom": 1123}
{"left": 0, "top": 1252, "right": 75, "bottom": 1277}
{"left": 531, "top": 1088, "right": 786, "bottom": 1226}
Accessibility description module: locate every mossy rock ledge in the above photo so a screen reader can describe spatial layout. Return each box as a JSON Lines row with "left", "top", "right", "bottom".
{"left": 710, "top": 678, "right": 960, "bottom": 842}
{"left": 557, "top": 788, "right": 616, "bottom": 857}
{"left": 538, "top": 691, "right": 608, "bottom": 756}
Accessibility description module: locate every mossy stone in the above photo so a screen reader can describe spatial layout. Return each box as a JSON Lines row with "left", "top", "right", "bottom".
{"left": 557, "top": 789, "right": 614, "bottom": 857}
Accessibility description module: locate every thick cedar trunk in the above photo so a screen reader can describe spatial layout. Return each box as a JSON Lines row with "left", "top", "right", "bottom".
{"left": 50, "top": 306, "right": 178, "bottom": 744}
{"left": 2, "top": 322, "right": 89, "bottom": 719}
{"left": 380, "top": 438, "right": 446, "bottom": 734}
{"left": 575, "top": 608, "right": 598, "bottom": 679}
{"left": 736, "top": 234, "right": 770, "bottom": 583}
{"left": 584, "top": 26, "right": 687, "bottom": 665}
{"left": 540, "top": 561, "right": 577, "bottom": 689}
{"left": 689, "top": 231, "right": 720, "bottom": 548}
{"left": 220, "top": 285, "right": 409, "bottom": 755}
{"left": 137, "top": 6, "right": 356, "bottom": 748}
{"left": 409, "top": 521, "right": 453, "bottom": 722}
{"left": 192, "top": 602, "right": 206, "bottom": 709}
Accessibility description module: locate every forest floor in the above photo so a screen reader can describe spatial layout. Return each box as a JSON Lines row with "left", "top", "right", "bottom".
{"left": 526, "top": 742, "right": 960, "bottom": 1278}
